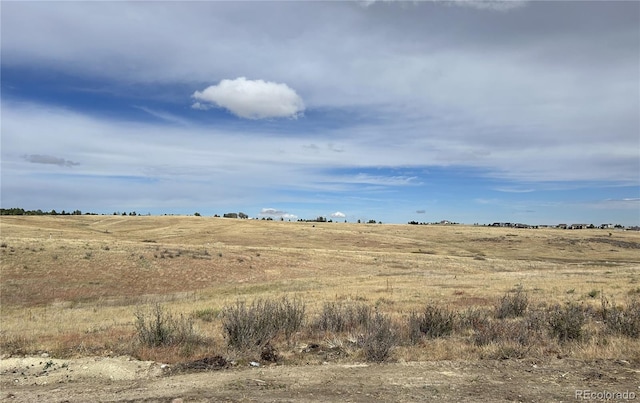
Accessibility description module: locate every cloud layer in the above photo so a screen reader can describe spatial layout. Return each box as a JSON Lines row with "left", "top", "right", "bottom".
{"left": 1, "top": 1, "right": 638, "bottom": 224}
{"left": 192, "top": 77, "right": 304, "bottom": 119}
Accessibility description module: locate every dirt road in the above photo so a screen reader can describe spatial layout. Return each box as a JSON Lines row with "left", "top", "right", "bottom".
{"left": 2, "top": 356, "right": 638, "bottom": 402}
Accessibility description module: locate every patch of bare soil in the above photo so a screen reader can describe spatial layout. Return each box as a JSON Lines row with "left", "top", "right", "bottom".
{"left": 586, "top": 238, "right": 640, "bottom": 250}
{"left": 2, "top": 356, "right": 638, "bottom": 402}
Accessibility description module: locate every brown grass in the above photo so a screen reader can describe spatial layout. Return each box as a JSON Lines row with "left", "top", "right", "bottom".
{"left": 1, "top": 215, "right": 639, "bottom": 363}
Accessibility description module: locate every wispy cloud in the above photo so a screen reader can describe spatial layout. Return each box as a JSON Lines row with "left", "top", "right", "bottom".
{"left": 446, "top": 0, "right": 528, "bottom": 12}
{"left": 493, "top": 187, "right": 535, "bottom": 193}
{"left": 133, "top": 106, "right": 191, "bottom": 126}
{"left": 23, "top": 154, "right": 79, "bottom": 167}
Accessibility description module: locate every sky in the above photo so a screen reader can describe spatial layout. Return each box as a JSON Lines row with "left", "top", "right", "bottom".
{"left": 1, "top": 0, "right": 639, "bottom": 225}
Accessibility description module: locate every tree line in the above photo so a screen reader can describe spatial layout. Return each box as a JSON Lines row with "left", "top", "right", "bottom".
{"left": 0, "top": 208, "right": 143, "bottom": 216}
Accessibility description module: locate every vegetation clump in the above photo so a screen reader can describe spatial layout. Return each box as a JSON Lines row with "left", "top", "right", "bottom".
{"left": 135, "top": 303, "right": 198, "bottom": 347}
{"left": 495, "top": 287, "right": 529, "bottom": 319}
{"left": 408, "top": 303, "right": 456, "bottom": 341}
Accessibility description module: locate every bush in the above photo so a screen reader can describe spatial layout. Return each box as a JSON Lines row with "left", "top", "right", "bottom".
{"left": 495, "top": 288, "right": 529, "bottom": 319}
{"left": 277, "top": 296, "right": 306, "bottom": 344}
{"left": 473, "top": 318, "right": 530, "bottom": 346}
{"left": 548, "top": 303, "right": 585, "bottom": 342}
{"left": 362, "top": 312, "right": 397, "bottom": 362}
{"left": 602, "top": 296, "right": 640, "bottom": 338}
{"left": 222, "top": 296, "right": 306, "bottom": 351}
{"left": 313, "top": 302, "right": 372, "bottom": 333}
{"left": 135, "top": 303, "right": 197, "bottom": 347}
{"left": 408, "top": 304, "right": 456, "bottom": 340}
{"left": 457, "top": 307, "right": 488, "bottom": 331}
{"left": 222, "top": 299, "right": 279, "bottom": 350}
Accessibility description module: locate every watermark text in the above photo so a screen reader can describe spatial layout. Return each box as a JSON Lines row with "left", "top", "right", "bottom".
{"left": 576, "top": 390, "right": 636, "bottom": 401}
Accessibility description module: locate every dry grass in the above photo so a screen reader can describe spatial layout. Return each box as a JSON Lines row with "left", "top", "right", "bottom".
{"left": 1, "top": 215, "right": 639, "bottom": 363}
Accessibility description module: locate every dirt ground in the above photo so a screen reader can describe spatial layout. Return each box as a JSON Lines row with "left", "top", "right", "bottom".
{"left": 2, "top": 355, "right": 639, "bottom": 402}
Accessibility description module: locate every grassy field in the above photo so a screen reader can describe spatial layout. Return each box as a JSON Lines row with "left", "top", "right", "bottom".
{"left": 1, "top": 215, "right": 639, "bottom": 365}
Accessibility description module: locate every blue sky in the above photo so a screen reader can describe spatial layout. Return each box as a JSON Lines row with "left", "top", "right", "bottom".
{"left": 1, "top": 1, "right": 638, "bottom": 225}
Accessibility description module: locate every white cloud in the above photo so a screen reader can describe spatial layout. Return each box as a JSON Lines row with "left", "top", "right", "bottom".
{"left": 331, "top": 211, "right": 346, "bottom": 218}
{"left": 260, "top": 208, "right": 286, "bottom": 216}
{"left": 192, "top": 77, "right": 305, "bottom": 120}
{"left": 259, "top": 208, "right": 297, "bottom": 220}
{"left": 446, "top": 0, "right": 528, "bottom": 12}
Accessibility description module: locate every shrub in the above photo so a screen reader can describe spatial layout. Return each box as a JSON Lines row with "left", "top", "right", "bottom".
{"left": 313, "top": 302, "right": 372, "bottom": 333}
{"left": 408, "top": 304, "right": 456, "bottom": 340}
{"left": 222, "top": 299, "right": 279, "bottom": 350}
{"left": 135, "top": 303, "right": 197, "bottom": 347}
{"left": 602, "top": 296, "right": 640, "bottom": 338}
{"left": 222, "top": 296, "right": 306, "bottom": 351}
{"left": 457, "top": 307, "right": 488, "bottom": 331}
{"left": 473, "top": 318, "right": 530, "bottom": 346}
{"left": 277, "top": 296, "right": 306, "bottom": 344}
{"left": 548, "top": 303, "right": 585, "bottom": 342}
{"left": 495, "top": 288, "right": 529, "bottom": 319}
{"left": 361, "top": 312, "right": 397, "bottom": 362}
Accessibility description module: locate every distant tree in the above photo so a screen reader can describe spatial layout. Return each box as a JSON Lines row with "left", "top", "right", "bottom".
{"left": 238, "top": 212, "right": 248, "bottom": 219}
{"left": 194, "top": 212, "right": 201, "bottom": 216}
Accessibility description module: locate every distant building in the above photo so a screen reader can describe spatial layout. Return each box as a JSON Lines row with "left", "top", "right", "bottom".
{"left": 557, "top": 224, "right": 568, "bottom": 229}
{"left": 570, "top": 224, "right": 589, "bottom": 229}
{"left": 223, "top": 213, "right": 238, "bottom": 218}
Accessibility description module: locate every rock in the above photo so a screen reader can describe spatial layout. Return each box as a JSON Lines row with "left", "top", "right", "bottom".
{"left": 40, "top": 353, "right": 49, "bottom": 358}
{"left": 249, "top": 361, "right": 260, "bottom": 367}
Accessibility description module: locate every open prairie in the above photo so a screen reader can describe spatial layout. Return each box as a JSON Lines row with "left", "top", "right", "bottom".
{"left": 1, "top": 215, "right": 639, "bottom": 402}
